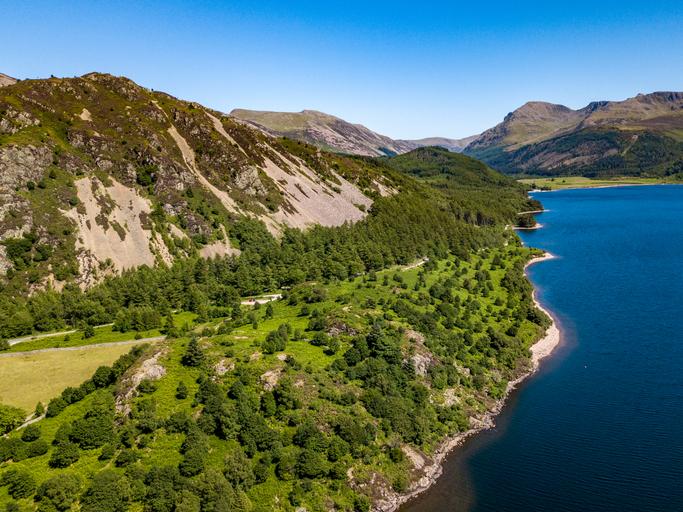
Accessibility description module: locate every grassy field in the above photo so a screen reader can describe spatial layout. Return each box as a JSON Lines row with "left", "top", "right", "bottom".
{"left": 0, "top": 341, "right": 150, "bottom": 412}
{"left": 518, "top": 175, "right": 682, "bottom": 190}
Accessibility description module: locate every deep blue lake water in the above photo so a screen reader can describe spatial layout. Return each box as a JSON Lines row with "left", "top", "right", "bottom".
{"left": 402, "top": 185, "right": 683, "bottom": 512}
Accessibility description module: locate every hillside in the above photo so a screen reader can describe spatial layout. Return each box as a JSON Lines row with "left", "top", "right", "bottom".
{"left": 385, "top": 147, "right": 538, "bottom": 225}
{"left": 0, "top": 72, "right": 550, "bottom": 512}
{"left": 230, "top": 109, "right": 470, "bottom": 156}
{"left": 465, "top": 92, "right": 683, "bottom": 177}
{"left": 0, "top": 73, "right": 399, "bottom": 292}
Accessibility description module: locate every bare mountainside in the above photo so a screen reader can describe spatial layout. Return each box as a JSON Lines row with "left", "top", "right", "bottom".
{"left": 465, "top": 92, "right": 683, "bottom": 177}
{"left": 0, "top": 73, "right": 398, "bottom": 291}
{"left": 231, "top": 108, "right": 471, "bottom": 156}
{"left": 0, "top": 73, "right": 17, "bottom": 87}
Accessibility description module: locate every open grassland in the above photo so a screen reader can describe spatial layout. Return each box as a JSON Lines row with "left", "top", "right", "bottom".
{"left": 0, "top": 342, "right": 150, "bottom": 412}
{"left": 518, "top": 175, "right": 683, "bottom": 190}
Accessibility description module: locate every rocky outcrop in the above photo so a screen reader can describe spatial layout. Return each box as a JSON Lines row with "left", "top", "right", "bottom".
{"left": 0, "top": 145, "right": 52, "bottom": 273}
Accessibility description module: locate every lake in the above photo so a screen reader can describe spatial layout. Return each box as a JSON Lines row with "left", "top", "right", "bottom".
{"left": 402, "top": 185, "right": 683, "bottom": 512}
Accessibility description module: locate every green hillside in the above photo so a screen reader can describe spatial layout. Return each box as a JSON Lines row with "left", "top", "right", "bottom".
{"left": 464, "top": 92, "right": 683, "bottom": 177}
{"left": 0, "top": 75, "right": 547, "bottom": 512}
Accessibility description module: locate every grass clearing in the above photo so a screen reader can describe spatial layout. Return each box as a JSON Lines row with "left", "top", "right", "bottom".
{"left": 0, "top": 341, "right": 149, "bottom": 411}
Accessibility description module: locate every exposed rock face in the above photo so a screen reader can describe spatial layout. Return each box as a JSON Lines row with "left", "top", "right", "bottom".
{"left": 0, "top": 73, "right": 395, "bottom": 290}
{"left": 231, "top": 108, "right": 473, "bottom": 156}
{"left": 0, "top": 145, "right": 52, "bottom": 273}
{"left": 115, "top": 347, "right": 167, "bottom": 415}
{"left": 63, "top": 177, "right": 173, "bottom": 286}
{"left": 464, "top": 92, "right": 683, "bottom": 176}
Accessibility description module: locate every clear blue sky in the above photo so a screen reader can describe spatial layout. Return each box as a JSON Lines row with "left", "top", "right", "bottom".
{"left": 4, "top": 1, "right": 683, "bottom": 138}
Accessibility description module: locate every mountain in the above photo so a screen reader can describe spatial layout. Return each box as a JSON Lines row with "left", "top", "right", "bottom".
{"left": 401, "top": 135, "right": 478, "bottom": 153}
{"left": 465, "top": 92, "right": 683, "bottom": 177}
{"left": 0, "top": 73, "right": 17, "bottom": 87}
{"left": 230, "top": 108, "right": 471, "bottom": 156}
{"left": 0, "top": 74, "right": 399, "bottom": 291}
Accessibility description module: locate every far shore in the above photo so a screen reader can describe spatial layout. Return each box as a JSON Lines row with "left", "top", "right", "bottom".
{"left": 519, "top": 175, "right": 683, "bottom": 192}
{"left": 376, "top": 252, "right": 562, "bottom": 512}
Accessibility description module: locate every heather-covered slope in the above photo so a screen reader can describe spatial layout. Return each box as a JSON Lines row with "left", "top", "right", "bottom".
{"left": 0, "top": 74, "right": 396, "bottom": 292}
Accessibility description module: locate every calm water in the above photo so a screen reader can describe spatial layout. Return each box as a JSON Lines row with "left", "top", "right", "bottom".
{"left": 403, "top": 185, "right": 683, "bottom": 512}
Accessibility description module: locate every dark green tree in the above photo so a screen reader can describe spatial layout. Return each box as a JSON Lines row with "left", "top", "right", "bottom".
{"left": 181, "top": 337, "right": 204, "bottom": 367}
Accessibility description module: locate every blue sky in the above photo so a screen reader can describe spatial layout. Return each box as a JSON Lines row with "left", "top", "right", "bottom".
{"left": 4, "top": 1, "right": 683, "bottom": 138}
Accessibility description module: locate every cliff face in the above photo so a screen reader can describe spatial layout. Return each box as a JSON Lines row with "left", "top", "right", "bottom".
{"left": 0, "top": 74, "right": 395, "bottom": 291}
{"left": 465, "top": 92, "right": 683, "bottom": 176}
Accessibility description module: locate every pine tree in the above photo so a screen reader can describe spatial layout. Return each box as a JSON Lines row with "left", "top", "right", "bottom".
{"left": 176, "top": 381, "right": 188, "bottom": 399}
{"left": 181, "top": 337, "right": 204, "bottom": 367}
{"left": 162, "top": 313, "right": 178, "bottom": 338}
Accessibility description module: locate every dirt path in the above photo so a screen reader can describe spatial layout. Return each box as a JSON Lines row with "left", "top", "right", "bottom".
{"left": 0, "top": 337, "right": 164, "bottom": 358}
{"left": 7, "top": 323, "right": 114, "bottom": 346}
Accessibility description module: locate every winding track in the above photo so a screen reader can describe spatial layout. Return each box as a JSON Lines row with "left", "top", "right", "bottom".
{"left": 0, "top": 336, "right": 165, "bottom": 358}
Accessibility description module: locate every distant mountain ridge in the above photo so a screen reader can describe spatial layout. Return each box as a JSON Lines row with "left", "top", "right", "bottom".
{"left": 464, "top": 92, "right": 683, "bottom": 177}
{"left": 230, "top": 108, "right": 472, "bottom": 156}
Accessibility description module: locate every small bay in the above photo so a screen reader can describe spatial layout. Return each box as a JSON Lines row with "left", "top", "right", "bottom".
{"left": 402, "top": 185, "right": 683, "bottom": 512}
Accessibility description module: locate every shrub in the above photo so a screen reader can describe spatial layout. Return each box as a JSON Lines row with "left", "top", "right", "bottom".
{"left": 25, "top": 439, "right": 49, "bottom": 458}
{"left": 0, "top": 404, "right": 25, "bottom": 434}
{"left": 99, "top": 443, "right": 116, "bottom": 461}
{"left": 1, "top": 469, "right": 36, "bottom": 499}
{"left": 92, "top": 366, "right": 114, "bottom": 388}
{"left": 137, "top": 379, "right": 157, "bottom": 394}
{"left": 115, "top": 449, "right": 139, "bottom": 467}
{"left": 175, "top": 381, "right": 188, "bottom": 400}
{"left": 0, "top": 438, "right": 23, "bottom": 463}
{"left": 80, "top": 470, "right": 131, "bottom": 512}
{"left": 52, "top": 422, "right": 72, "bottom": 446}
{"left": 46, "top": 397, "right": 67, "bottom": 418}
{"left": 223, "top": 447, "right": 254, "bottom": 490}
{"left": 49, "top": 442, "right": 80, "bottom": 468}
{"left": 35, "top": 474, "right": 81, "bottom": 511}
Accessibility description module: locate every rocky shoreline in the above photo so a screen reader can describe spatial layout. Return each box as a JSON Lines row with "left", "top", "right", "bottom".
{"left": 374, "top": 252, "right": 561, "bottom": 512}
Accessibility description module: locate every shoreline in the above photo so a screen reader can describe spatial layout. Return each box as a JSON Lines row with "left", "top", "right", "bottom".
{"left": 376, "top": 252, "right": 561, "bottom": 512}
{"left": 531, "top": 182, "right": 683, "bottom": 193}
